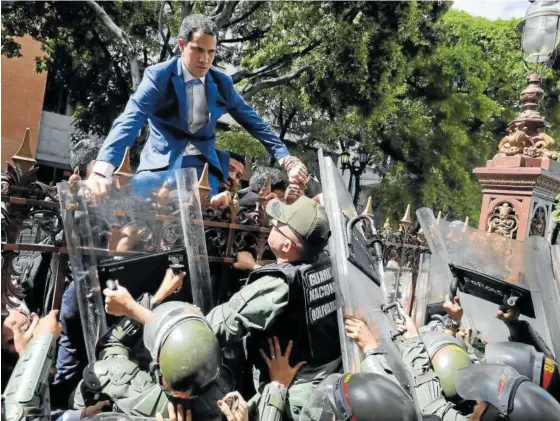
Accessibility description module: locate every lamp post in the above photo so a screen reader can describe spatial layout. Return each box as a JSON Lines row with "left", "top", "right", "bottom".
{"left": 349, "top": 147, "right": 370, "bottom": 206}
{"left": 340, "top": 149, "right": 351, "bottom": 174}
{"left": 473, "top": 0, "right": 560, "bottom": 241}
{"left": 339, "top": 144, "right": 370, "bottom": 205}
{"left": 518, "top": 0, "right": 560, "bottom": 73}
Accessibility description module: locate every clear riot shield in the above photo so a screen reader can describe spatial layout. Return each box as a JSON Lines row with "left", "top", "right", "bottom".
{"left": 317, "top": 150, "right": 410, "bottom": 388}
{"left": 177, "top": 168, "right": 213, "bottom": 314}
{"left": 413, "top": 209, "right": 455, "bottom": 326}
{"left": 417, "top": 207, "right": 559, "bottom": 358}
{"left": 521, "top": 236, "right": 560, "bottom": 359}
{"left": 58, "top": 168, "right": 211, "bottom": 362}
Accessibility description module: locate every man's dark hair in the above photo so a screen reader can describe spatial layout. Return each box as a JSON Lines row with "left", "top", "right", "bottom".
{"left": 70, "top": 138, "right": 103, "bottom": 176}
{"left": 229, "top": 151, "right": 246, "bottom": 166}
{"left": 178, "top": 14, "right": 218, "bottom": 43}
{"left": 249, "top": 166, "right": 288, "bottom": 193}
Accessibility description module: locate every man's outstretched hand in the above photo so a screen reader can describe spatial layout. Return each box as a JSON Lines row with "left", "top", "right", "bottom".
{"left": 282, "top": 156, "right": 308, "bottom": 186}
{"left": 85, "top": 172, "right": 113, "bottom": 203}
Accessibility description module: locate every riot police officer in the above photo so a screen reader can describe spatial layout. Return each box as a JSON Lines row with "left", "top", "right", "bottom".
{"left": 484, "top": 342, "right": 560, "bottom": 401}
{"left": 206, "top": 196, "right": 339, "bottom": 420}
{"left": 2, "top": 310, "right": 62, "bottom": 421}
{"left": 495, "top": 307, "right": 554, "bottom": 359}
{"left": 345, "top": 315, "right": 471, "bottom": 421}
{"left": 456, "top": 364, "right": 560, "bottom": 421}
{"left": 299, "top": 372, "right": 419, "bottom": 421}
{"left": 421, "top": 331, "right": 473, "bottom": 399}
{"left": 73, "top": 301, "right": 229, "bottom": 418}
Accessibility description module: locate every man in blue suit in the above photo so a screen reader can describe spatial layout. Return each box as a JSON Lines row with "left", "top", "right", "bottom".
{"left": 88, "top": 14, "right": 307, "bottom": 200}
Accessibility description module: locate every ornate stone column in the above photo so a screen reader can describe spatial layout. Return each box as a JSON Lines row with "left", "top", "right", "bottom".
{"left": 473, "top": 74, "right": 560, "bottom": 240}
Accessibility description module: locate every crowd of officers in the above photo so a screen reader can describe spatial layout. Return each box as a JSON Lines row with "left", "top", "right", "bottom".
{"left": 3, "top": 178, "right": 560, "bottom": 421}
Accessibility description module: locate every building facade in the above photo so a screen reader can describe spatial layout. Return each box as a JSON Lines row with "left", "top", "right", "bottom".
{"left": 1, "top": 36, "right": 48, "bottom": 171}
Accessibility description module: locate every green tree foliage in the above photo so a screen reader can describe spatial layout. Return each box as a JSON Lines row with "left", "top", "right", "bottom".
{"left": 365, "top": 11, "right": 560, "bottom": 224}
{"left": 215, "top": 127, "right": 267, "bottom": 161}
{"left": 3, "top": 2, "right": 559, "bottom": 224}
{"left": 2, "top": 1, "right": 162, "bottom": 137}
{"left": 553, "top": 193, "right": 560, "bottom": 225}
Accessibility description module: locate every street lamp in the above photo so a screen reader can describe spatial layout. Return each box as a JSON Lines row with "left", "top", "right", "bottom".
{"left": 518, "top": 0, "right": 560, "bottom": 72}
{"left": 340, "top": 149, "right": 351, "bottom": 172}
{"left": 346, "top": 146, "right": 370, "bottom": 206}
{"left": 492, "top": 0, "right": 560, "bottom": 161}
{"left": 358, "top": 147, "right": 370, "bottom": 168}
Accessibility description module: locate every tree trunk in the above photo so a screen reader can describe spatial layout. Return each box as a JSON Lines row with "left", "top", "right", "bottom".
{"left": 85, "top": 0, "right": 141, "bottom": 91}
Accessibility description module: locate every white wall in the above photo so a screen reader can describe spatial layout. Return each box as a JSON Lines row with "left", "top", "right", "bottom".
{"left": 36, "top": 111, "right": 73, "bottom": 168}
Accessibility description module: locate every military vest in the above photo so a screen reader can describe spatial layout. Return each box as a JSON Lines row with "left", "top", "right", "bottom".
{"left": 246, "top": 257, "right": 341, "bottom": 368}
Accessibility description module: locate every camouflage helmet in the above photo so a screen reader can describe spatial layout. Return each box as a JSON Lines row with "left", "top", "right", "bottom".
{"left": 143, "top": 302, "right": 222, "bottom": 396}
{"left": 422, "top": 331, "right": 472, "bottom": 399}
{"left": 456, "top": 364, "right": 560, "bottom": 421}
{"left": 300, "top": 372, "right": 418, "bottom": 421}
{"left": 485, "top": 342, "right": 559, "bottom": 398}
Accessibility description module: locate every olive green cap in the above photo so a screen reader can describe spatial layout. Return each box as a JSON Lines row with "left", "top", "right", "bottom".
{"left": 266, "top": 196, "right": 331, "bottom": 252}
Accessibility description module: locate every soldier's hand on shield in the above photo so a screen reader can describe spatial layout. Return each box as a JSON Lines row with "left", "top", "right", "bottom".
{"left": 210, "top": 191, "right": 232, "bottom": 210}
{"left": 233, "top": 252, "right": 258, "bottom": 271}
{"left": 6, "top": 310, "right": 39, "bottom": 355}
{"left": 85, "top": 172, "right": 113, "bottom": 203}
{"left": 260, "top": 337, "right": 307, "bottom": 387}
{"left": 496, "top": 307, "right": 520, "bottom": 325}
{"left": 456, "top": 325, "right": 472, "bottom": 341}
{"left": 443, "top": 294, "right": 463, "bottom": 323}
{"left": 154, "top": 268, "right": 186, "bottom": 304}
{"left": 344, "top": 317, "right": 379, "bottom": 352}
{"left": 32, "top": 310, "right": 62, "bottom": 340}
{"left": 396, "top": 313, "right": 420, "bottom": 340}
{"left": 103, "top": 281, "right": 135, "bottom": 317}
{"left": 156, "top": 402, "right": 191, "bottom": 421}
{"left": 218, "top": 391, "right": 248, "bottom": 421}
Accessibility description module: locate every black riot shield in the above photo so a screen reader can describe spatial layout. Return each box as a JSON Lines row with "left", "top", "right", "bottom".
{"left": 58, "top": 168, "right": 211, "bottom": 362}
{"left": 417, "top": 207, "right": 560, "bottom": 358}
{"left": 317, "top": 150, "right": 411, "bottom": 388}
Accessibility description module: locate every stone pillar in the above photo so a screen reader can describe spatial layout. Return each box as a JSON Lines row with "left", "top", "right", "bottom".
{"left": 473, "top": 74, "right": 560, "bottom": 241}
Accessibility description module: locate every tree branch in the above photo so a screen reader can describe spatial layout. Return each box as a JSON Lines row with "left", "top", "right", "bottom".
{"left": 221, "top": 1, "right": 263, "bottom": 29}
{"left": 180, "top": 1, "right": 190, "bottom": 19}
{"left": 280, "top": 108, "right": 298, "bottom": 141}
{"left": 210, "top": 1, "right": 224, "bottom": 18}
{"left": 213, "top": 0, "right": 240, "bottom": 29}
{"left": 89, "top": 28, "right": 121, "bottom": 80}
{"left": 242, "top": 64, "right": 311, "bottom": 100}
{"left": 221, "top": 27, "right": 269, "bottom": 44}
{"left": 158, "top": 1, "right": 173, "bottom": 61}
{"left": 377, "top": 137, "right": 422, "bottom": 176}
{"left": 85, "top": 0, "right": 141, "bottom": 90}
{"left": 231, "top": 41, "right": 318, "bottom": 83}
{"left": 159, "top": 27, "right": 172, "bottom": 62}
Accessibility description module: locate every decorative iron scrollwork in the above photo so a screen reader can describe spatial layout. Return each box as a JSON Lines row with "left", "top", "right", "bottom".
{"left": 487, "top": 202, "right": 519, "bottom": 239}
{"left": 529, "top": 207, "right": 547, "bottom": 237}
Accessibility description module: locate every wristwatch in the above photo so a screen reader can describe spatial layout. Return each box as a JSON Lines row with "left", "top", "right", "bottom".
{"left": 446, "top": 320, "right": 461, "bottom": 331}
{"left": 364, "top": 347, "right": 386, "bottom": 358}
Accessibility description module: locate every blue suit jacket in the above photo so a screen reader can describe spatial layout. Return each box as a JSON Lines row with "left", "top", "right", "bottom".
{"left": 97, "top": 57, "right": 289, "bottom": 179}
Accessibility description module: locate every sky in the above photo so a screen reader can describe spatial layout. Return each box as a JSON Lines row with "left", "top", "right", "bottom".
{"left": 451, "top": 0, "right": 529, "bottom": 21}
